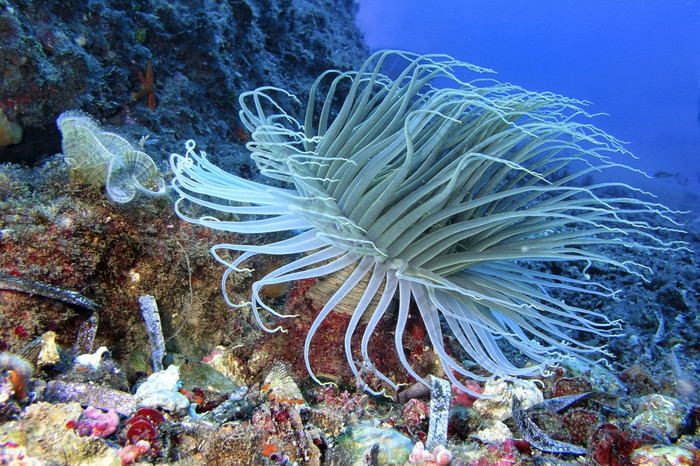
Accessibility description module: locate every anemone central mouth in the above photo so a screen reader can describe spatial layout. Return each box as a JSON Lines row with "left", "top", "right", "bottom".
{"left": 287, "top": 196, "right": 390, "bottom": 259}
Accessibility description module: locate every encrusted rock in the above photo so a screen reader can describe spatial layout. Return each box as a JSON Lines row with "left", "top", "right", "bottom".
{"left": 202, "top": 345, "right": 247, "bottom": 386}
{"left": 473, "top": 379, "right": 544, "bottom": 421}
{"left": 133, "top": 365, "right": 191, "bottom": 415}
{"left": 0, "top": 402, "right": 121, "bottom": 465}
{"left": 471, "top": 419, "right": 514, "bottom": 444}
{"left": 134, "top": 365, "right": 180, "bottom": 401}
{"left": 138, "top": 389, "right": 190, "bottom": 415}
{"left": 43, "top": 380, "right": 136, "bottom": 416}
{"left": 176, "top": 354, "right": 240, "bottom": 394}
{"left": 630, "top": 444, "right": 697, "bottom": 465}
{"left": 329, "top": 423, "right": 413, "bottom": 465}
{"left": 631, "top": 394, "right": 687, "bottom": 440}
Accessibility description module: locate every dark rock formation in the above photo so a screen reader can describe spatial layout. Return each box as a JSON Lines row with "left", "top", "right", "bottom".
{"left": 0, "top": 0, "right": 368, "bottom": 165}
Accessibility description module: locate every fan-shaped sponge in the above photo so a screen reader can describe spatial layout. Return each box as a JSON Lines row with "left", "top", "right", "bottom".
{"left": 56, "top": 110, "right": 166, "bottom": 203}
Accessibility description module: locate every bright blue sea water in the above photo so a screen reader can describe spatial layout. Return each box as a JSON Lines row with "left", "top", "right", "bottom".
{"left": 356, "top": 0, "right": 700, "bottom": 211}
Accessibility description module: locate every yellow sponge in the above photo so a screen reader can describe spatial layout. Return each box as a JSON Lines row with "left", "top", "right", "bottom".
{"left": 0, "top": 109, "right": 22, "bottom": 147}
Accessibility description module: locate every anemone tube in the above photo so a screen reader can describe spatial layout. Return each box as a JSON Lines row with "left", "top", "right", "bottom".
{"left": 170, "top": 50, "right": 684, "bottom": 397}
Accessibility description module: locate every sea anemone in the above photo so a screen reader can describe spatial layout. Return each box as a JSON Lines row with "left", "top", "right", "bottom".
{"left": 170, "top": 50, "right": 682, "bottom": 396}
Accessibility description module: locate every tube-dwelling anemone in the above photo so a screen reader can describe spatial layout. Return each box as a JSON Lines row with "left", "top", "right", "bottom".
{"left": 171, "top": 50, "right": 682, "bottom": 396}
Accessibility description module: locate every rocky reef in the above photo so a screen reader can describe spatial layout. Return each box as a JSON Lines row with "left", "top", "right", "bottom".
{"left": 0, "top": 0, "right": 699, "bottom": 464}
{"left": 0, "top": 0, "right": 367, "bottom": 166}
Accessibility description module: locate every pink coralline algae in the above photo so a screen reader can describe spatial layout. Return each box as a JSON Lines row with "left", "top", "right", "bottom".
{"left": 117, "top": 440, "right": 151, "bottom": 464}
{"left": 408, "top": 441, "right": 453, "bottom": 465}
{"left": 451, "top": 382, "right": 483, "bottom": 409}
{"left": 72, "top": 406, "right": 119, "bottom": 438}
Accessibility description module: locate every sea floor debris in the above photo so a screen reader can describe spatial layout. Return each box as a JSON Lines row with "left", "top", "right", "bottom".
{"left": 0, "top": 138, "right": 698, "bottom": 464}
{"left": 2, "top": 347, "right": 698, "bottom": 464}
{"left": 0, "top": 271, "right": 98, "bottom": 312}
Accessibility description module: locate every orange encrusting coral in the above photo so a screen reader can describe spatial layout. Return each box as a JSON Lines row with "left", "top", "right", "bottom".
{"left": 261, "top": 443, "right": 278, "bottom": 457}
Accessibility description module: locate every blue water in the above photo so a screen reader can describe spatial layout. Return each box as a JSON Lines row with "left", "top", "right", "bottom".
{"left": 356, "top": 0, "right": 700, "bottom": 210}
